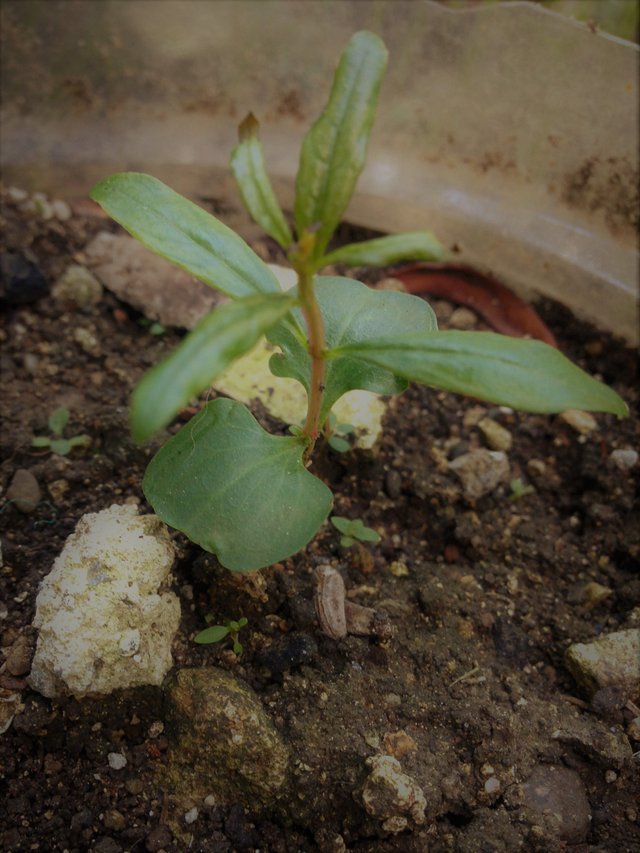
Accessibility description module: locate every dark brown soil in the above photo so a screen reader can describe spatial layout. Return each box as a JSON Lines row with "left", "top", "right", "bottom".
{"left": 1, "top": 187, "right": 638, "bottom": 853}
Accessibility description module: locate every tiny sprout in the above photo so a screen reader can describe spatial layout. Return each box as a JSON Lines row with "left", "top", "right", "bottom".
{"left": 509, "top": 478, "right": 536, "bottom": 500}
{"left": 31, "top": 406, "right": 90, "bottom": 456}
{"left": 326, "top": 414, "right": 356, "bottom": 453}
{"left": 331, "top": 515, "right": 381, "bottom": 548}
{"left": 194, "top": 616, "right": 248, "bottom": 655}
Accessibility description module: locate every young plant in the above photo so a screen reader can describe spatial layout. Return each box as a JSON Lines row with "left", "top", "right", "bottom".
{"left": 326, "top": 414, "right": 356, "bottom": 453}
{"left": 194, "top": 617, "right": 248, "bottom": 655}
{"left": 90, "top": 31, "right": 627, "bottom": 573}
{"left": 31, "top": 407, "right": 90, "bottom": 456}
{"left": 331, "top": 516, "right": 381, "bottom": 548}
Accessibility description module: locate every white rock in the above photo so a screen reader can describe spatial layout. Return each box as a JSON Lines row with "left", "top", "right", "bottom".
{"left": 609, "top": 448, "right": 638, "bottom": 471}
{"left": 108, "top": 752, "right": 127, "bottom": 770}
{"left": 29, "top": 505, "right": 180, "bottom": 699}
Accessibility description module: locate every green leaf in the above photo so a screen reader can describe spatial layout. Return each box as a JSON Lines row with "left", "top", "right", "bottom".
{"left": 231, "top": 113, "right": 293, "bottom": 249}
{"left": 294, "top": 31, "right": 388, "bottom": 262}
{"left": 48, "top": 406, "right": 69, "bottom": 436}
{"left": 143, "top": 398, "right": 333, "bottom": 571}
{"left": 237, "top": 617, "right": 248, "bottom": 628}
{"left": 68, "top": 434, "right": 91, "bottom": 448}
{"left": 331, "top": 331, "right": 628, "bottom": 416}
{"left": 268, "top": 276, "right": 437, "bottom": 423}
{"left": 341, "top": 536, "right": 356, "bottom": 548}
{"left": 331, "top": 515, "right": 380, "bottom": 543}
{"left": 319, "top": 231, "right": 445, "bottom": 268}
{"left": 328, "top": 435, "right": 351, "bottom": 453}
{"left": 32, "top": 436, "right": 52, "bottom": 448}
{"left": 90, "top": 172, "right": 279, "bottom": 298}
{"left": 131, "top": 293, "right": 296, "bottom": 443}
{"left": 50, "top": 438, "right": 72, "bottom": 456}
{"left": 194, "top": 625, "right": 230, "bottom": 644}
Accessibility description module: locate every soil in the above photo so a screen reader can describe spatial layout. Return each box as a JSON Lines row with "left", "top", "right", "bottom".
{"left": 1, "top": 187, "right": 639, "bottom": 853}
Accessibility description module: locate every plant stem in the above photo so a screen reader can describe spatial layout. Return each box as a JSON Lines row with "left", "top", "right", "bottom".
{"left": 295, "top": 234, "right": 326, "bottom": 460}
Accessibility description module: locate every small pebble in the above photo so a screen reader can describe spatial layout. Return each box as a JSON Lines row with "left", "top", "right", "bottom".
{"left": 108, "top": 752, "right": 127, "bottom": 770}
{"left": 484, "top": 777, "right": 501, "bottom": 795}
{"left": 5, "top": 634, "right": 33, "bottom": 676}
{"left": 478, "top": 417, "right": 512, "bottom": 451}
{"left": 449, "top": 306, "right": 478, "bottom": 329}
{"left": 560, "top": 409, "right": 597, "bottom": 434}
{"left": 51, "top": 199, "right": 72, "bottom": 221}
{"left": 449, "top": 449, "right": 510, "bottom": 501}
{"left": 389, "top": 560, "right": 409, "bottom": 577}
{"left": 52, "top": 264, "right": 103, "bottom": 308}
{"left": 521, "top": 765, "right": 591, "bottom": 843}
{"left": 609, "top": 448, "right": 638, "bottom": 471}
{"left": 6, "top": 468, "right": 42, "bottom": 513}
{"left": 184, "top": 806, "right": 199, "bottom": 824}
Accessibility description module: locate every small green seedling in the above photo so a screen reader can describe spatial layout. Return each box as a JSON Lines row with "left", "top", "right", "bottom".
{"left": 31, "top": 407, "right": 90, "bottom": 456}
{"left": 509, "top": 478, "right": 536, "bottom": 500}
{"left": 90, "top": 31, "right": 627, "bottom": 573}
{"left": 331, "top": 515, "right": 381, "bottom": 548}
{"left": 194, "top": 616, "right": 248, "bottom": 655}
{"left": 326, "top": 414, "right": 356, "bottom": 453}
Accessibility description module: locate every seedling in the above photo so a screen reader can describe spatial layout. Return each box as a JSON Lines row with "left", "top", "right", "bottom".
{"left": 331, "top": 516, "right": 381, "bottom": 548}
{"left": 31, "top": 407, "right": 90, "bottom": 456}
{"left": 194, "top": 616, "right": 248, "bottom": 655}
{"left": 509, "top": 478, "right": 536, "bottom": 500}
{"left": 326, "top": 414, "right": 356, "bottom": 453}
{"left": 90, "top": 31, "right": 626, "bottom": 573}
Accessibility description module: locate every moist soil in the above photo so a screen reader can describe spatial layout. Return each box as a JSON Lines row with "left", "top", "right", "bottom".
{"left": 1, "top": 188, "right": 638, "bottom": 853}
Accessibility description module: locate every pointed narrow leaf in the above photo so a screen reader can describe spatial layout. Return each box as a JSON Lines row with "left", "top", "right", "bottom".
{"left": 331, "top": 331, "right": 628, "bottom": 416}
{"left": 91, "top": 173, "right": 279, "bottom": 298}
{"left": 319, "top": 232, "right": 446, "bottom": 268}
{"left": 143, "top": 399, "right": 333, "bottom": 571}
{"left": 131, "top": 293, "right": 296, "bottom": 443}
{"left": 231, "top": 113, "right": 293, "bottom": 249}
{"left": 268, "top": 276, "right": 437, "bottom": 423}
{"left": 294, "top": 31, "right": 387, "bottom": 261}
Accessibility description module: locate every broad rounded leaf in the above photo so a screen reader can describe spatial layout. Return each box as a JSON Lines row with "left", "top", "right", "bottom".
{"left": 131, "top": 293, "right": 296, "bottom": 443}
{"left": 91, "top": 173, "right": 279, "bottom": 298}
{"left": 143, "top": 399, "right": 333, "bottom": 571}
{"left": 194, "top": 625, "right": 230, "bottom": 644}
{"left": 231, "top": 113, "right": 293, "bottom": 249}
{"left": 331, "top": 331, "right": 628, "bottom": 416}
{"left": 319, "top": 232, "right": 445, "bottom": 268}
{"left": 268, "top": 276, "right": 437, "bottom": 424}
{"left": 294, "top": 31, "right": 388, "bottom": 261}
{"left": 48, "top": 406, "right": 69, "bottom": 435}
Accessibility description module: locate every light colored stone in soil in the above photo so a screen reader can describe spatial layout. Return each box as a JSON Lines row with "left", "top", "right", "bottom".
{"left": 449, "top": 449, "right": 510, "bottom": 500}
{"left": 560, "top": 409, "right": 598, "bottom": 434}
{"left": 108, "top": 752, "right": 127, "bottom": 770}
{"left": 5, "top": 633, "right": 33, "bottom": 676}
{"left": 85, "top": 231, "right": 221, "bottom": 329}
{"left": 184, "top": 807, "right": 198, "bottom": 825}
{"left": 7, "top": 468, "right": 41, "bottom": 513}
{"left": 478, "top": 417, "right": 512, "bottom": 451}
{"left": 29, "top": 504, "right": 179, "bottom": 699}
{"left": 565, "top": 629, "right": 640, "bottom": 699}
{"left": 627, "top": 717, "right": 640, "bottom": 741}
{"left": 449, "top": 306, "right": 478, "bottom": 329}
{"left": 520, "top": 765, "right": 591, "bottom": 843}
{"left": 609, "top": 448, "right": 638, "bottom": 470}
{"left": 164, "top": 667, "right": 289, "bottom": 805}
{"left": 359, "top": 754, "right": 426, "bottom": 830}
{"left": 52, "top": 265, "right": 103, "bottom": 308}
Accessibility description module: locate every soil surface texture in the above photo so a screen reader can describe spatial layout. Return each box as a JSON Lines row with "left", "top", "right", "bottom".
{"left": 1, "top": 187, "right": 639, "bottom": 853}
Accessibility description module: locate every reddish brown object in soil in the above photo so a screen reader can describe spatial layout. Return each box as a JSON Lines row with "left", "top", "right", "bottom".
{"left": 394, "top": 262, "right": 558, "bottom": 347}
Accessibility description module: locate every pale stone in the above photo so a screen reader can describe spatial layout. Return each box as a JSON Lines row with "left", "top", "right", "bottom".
{"left": 565, "top": 629, "right": 640, "bottom": 700}
{"left": 359, "top": 754, "right": 426, "bottom": 829}
{"left": 478, "top": 417, "right": 512, "bottom": 451}
{"left": 560, "top": 409, "right": 598, "bottom": 434}
{"left": 29, "top": 504, "right": 179, "bottom": 699}
{"left": 449, "top": 449, "right": 510, "bottom": 500}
